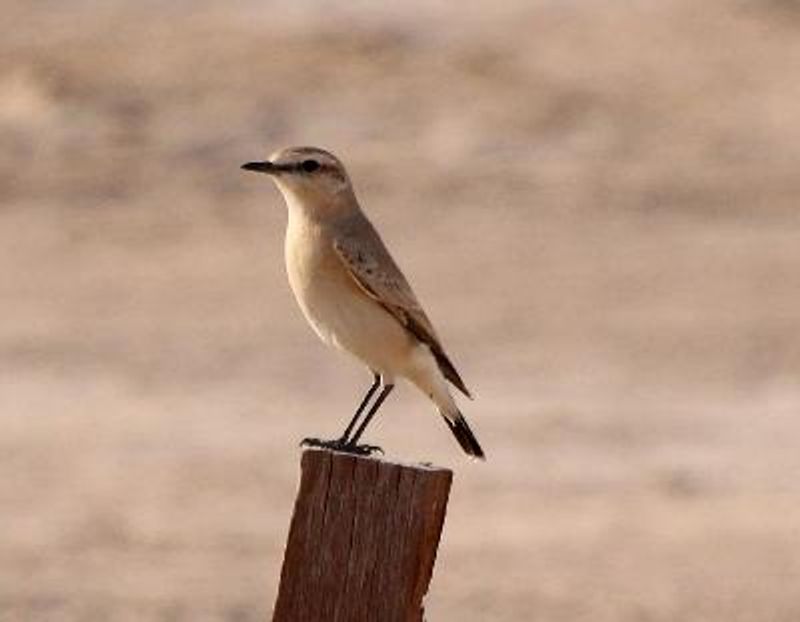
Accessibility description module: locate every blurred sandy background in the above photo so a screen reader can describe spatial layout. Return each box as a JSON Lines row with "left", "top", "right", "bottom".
{"left": 2, "top": 0, "right": 800, "bottom": 620}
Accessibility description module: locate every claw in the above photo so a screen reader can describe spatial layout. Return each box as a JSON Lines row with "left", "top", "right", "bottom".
{"left": 300, "top": 437, "right": 383, "bottom": 456}
{"left": 300, "top": 437, "right": 346, "bottom": 450}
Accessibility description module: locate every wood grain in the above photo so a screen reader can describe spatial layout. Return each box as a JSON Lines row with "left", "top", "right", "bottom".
{"left": 273, "top": 449, "right": 453, "bottom": 622}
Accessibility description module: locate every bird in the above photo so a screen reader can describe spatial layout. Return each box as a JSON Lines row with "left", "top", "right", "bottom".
{"left": 241, "top": 146, "right": 484, "bottom": 459}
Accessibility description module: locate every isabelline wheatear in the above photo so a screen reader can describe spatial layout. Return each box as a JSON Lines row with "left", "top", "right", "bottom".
{"left": 242, "top": 146, "right": 484, "bottom": 459}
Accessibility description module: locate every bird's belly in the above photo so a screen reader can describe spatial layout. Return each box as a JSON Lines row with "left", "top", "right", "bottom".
{"left": 303, "top": 277, "right": 412, "bottom": 374}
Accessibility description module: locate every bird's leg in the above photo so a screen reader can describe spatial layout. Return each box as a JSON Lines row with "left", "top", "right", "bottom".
{"left": 345, "top": 383, "right": 394, "bottom": 452}
{"left": 301, "top": 373, "right": 381, "bottom": 453}
{"left": 339, "top": 372, "right": 381, "bottom": 443}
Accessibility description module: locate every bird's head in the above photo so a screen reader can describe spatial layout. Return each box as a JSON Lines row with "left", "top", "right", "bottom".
{"left": 242, "top": 146, "right": 354, "bottom": 212}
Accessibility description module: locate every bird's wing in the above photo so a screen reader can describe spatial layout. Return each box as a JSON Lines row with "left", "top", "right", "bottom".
{"left": 333, "top": 220, "right": 472, "bottom": 398}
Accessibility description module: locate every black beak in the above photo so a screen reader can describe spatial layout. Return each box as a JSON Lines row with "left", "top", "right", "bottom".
{"left": 241, "top": 161, "right": 275, "bottom": 174}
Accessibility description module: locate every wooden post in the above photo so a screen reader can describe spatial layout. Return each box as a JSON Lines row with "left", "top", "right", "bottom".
{"left": 272, "top": 448, "right": 453, "bottom": 622}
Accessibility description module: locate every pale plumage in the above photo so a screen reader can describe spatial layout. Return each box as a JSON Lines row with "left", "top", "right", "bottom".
{"left": 242, "top": 146, "right": 484, "bottom": 459}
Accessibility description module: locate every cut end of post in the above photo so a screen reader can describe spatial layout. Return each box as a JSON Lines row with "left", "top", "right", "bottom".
{"left": 273, "top": 448, "right": 454, "bottom": 622}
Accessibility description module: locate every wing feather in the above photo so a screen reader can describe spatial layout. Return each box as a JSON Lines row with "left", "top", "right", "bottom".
{"left": 333, "top": 223, "right": 472, "bottom": 398}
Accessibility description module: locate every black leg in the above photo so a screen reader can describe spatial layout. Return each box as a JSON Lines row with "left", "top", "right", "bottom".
{"left": 301, "top": 373, "right": 382, "bottom": 454}
{"left": 348, "top": 384, "right": 394, "bottom": 447}
{"left": 340, "top": 372, "right": 381, "bottom": 443}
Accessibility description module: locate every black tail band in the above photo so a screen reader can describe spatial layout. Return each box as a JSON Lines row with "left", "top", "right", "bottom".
{"left": 443, "top": 413, "right": 485, "bottom": 459}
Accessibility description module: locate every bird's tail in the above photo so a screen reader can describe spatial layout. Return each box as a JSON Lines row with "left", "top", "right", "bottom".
{"left": 441, "top": 410, "right": 485, "bottom": 460}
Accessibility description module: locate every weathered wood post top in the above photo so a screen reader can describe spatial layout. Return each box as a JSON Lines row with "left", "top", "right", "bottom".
{"left": 273, "top": 448, "right": 454, "bottom": 622}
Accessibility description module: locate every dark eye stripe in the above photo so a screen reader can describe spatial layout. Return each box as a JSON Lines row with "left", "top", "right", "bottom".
{"left": 301, "top": 159, "right": 320, "bottom": 173}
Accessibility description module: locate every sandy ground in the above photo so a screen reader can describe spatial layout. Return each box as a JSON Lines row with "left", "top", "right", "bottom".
{"left": 2, "top": 0, "right": 800, "bottom": 620}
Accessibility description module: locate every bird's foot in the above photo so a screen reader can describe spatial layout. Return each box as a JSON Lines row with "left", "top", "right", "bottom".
{"left": 300, "top": 437, "right": 383, "bottom": 456}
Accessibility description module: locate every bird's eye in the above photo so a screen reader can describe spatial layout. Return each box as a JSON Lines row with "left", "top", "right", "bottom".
{"left": 301, "top": 159, "right": 320, "bottom": 173}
